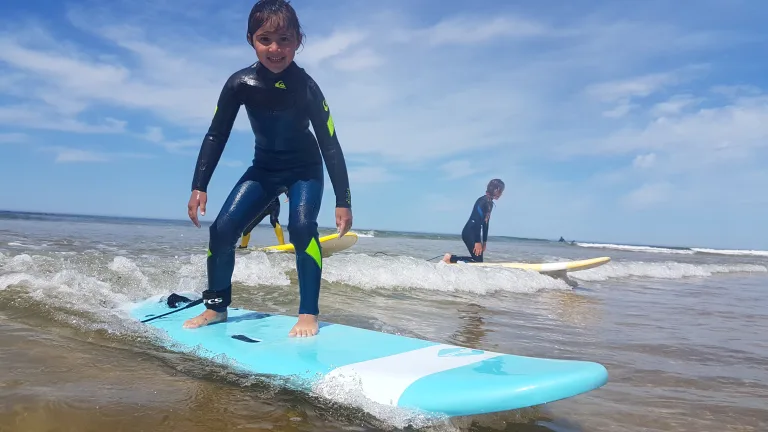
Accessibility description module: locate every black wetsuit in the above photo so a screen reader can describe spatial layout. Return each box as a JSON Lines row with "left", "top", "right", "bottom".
{"left": 449, "top": 195, "right": 494, "bottom": 263}
{"left": 192, "top": 61, "right": 351, "bottom": 316}
{"left": 243, "top": 196, "right": 280, "bottom": 235}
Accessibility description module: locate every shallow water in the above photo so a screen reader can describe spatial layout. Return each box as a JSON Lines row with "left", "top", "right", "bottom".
{"left": 1, "top": 211, "right": 767, "bottom": 431}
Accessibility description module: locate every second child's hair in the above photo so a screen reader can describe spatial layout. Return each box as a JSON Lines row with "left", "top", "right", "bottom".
{"left": 246, "top": 0, "right": 306, "bottom": 47}
{"left": 486, "top": 179, "right": 505, "bottom": 195}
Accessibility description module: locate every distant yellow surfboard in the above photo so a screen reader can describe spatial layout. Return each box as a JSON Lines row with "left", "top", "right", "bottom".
{"left": 258, "top": 232, "right": 359, "bottom": 257}
{"left": 459, "top": 256, "right": 610, "bottom": 273}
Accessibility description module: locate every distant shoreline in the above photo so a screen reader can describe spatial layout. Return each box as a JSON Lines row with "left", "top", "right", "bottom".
{"left": 0, "top": 208, "right": 758, "bottom": 252}
{"left": 0, "top": 208, "right": 449, "bottom": 238}
{"left": 0, "top": 208, "right": 550, "bottom": 243}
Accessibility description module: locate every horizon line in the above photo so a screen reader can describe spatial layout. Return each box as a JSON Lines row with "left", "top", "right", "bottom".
{"left": 0, "top": 208, "right": 745, "bottom": 251}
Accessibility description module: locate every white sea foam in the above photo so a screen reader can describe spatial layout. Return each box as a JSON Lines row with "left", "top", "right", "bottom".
{"left": 575, "top": 242, "right": 694, "bottom": 255}
{"left": 691, "top": 248, "right": 768, "bottom": 257}
{"left": 321, "top": 253, "right": 571, "bottom": 293}
{"left": 570, "top": 260, "right": 767, "bottom": 282}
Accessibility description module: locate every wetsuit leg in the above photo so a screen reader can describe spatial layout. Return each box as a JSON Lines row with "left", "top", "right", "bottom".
{"left": 243, "top": 213, "right": 267, "bottom": 237}
{"left": 449, "top": 226, "right": 483, "bottom": 263}
{"left": 206, "top": 169, "right": 277, "bottom": 312}
{"left": 239, "top": 212, "right": 266, "bottom": 248}
{"left": 286, "top": 177, "right": 324, "bottom": 315}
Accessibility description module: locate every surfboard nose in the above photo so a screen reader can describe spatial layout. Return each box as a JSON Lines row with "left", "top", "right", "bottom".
{"left": 396, "top": 356, "right": 609, "bottom": 416}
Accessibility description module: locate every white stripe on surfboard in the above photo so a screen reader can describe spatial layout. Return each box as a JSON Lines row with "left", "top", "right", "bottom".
{"left": 313, "top": 344, "right": 502, "bottom": 407}
{"left": 471, "top": 262, "right": 567, "bottom": 271}
{"left": 539, "top": 262, "right": 568, "bottom": 271}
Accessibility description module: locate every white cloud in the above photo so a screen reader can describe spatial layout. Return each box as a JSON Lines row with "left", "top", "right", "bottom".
{"left": 602, "top": 102, "right": 638, "bottom": 118}
{"left": 0, "top": 5, "right": 737, "bottom": 170}
{"left": 0, "top": 133, "right": 27, "bottom": 144}
{"left": 51, "top": 148, "right": 110, "bottom": 163}
{"left": 650, "top": 95, "right": 701, "bottom": 117}
{"left": 621, "top": 182, "right": 672, "bottom": 210}
{"left": 710, "top": 85, "right": 763, "bottom": 98}
{"left": 333, "top": 48, "right": 385, "bottom": 71}
{"left": 40, "top": 146, "right": 154, "bottom": 163}
{"left": 584, "top": 70, "right": 691, "bottom": 103}
{"left": 0, "top": 19, "right": 244, "bottom": 133}
{"left": 139, "top": 126, "right": 200, "bottom": 154}
{"left": 604, "top": 94, "right": 768, "bottom": 156}
{"left": 424, "top": 193, "right": 464, "bottom": 213}
{"left": 299, "top": 29, "right": 368, "bottom": 66}
{"left": 348, "top": 166, "right": 396, "bottom": 184}
{"left": 141, "top": 127, "right": 164, "bottom": 143}
{"left": 632, "top": 153, "right": 657, "bottom": 169}
{"left": 0, "top": 8, "right": 558, "bottom": 164}
{"left": 558, "top": 88, "right": 768, "bottom": 181}
{"left": 0, "top": 104, "right": 126, "bottom": 134}
{"left": 583, "top": 65, "right": 709, "bottom": 122}
{"left": 440, "top": 160, "right": 481, "bottom": 180}
{"left": 415, "top": 15, "right": 554, "bottom": 46}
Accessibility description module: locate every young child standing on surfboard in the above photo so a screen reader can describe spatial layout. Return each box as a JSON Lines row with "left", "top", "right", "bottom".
{"left": 185, "top": 0, "right": 353, "bottom": 337}
{"left": 442, "top": 179, "right": 504, "bottom": 264}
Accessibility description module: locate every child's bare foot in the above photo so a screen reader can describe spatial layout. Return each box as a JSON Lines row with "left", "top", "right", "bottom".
{"left": 288, "top": 314, "right": 319, "bottom": 337}
{"left": 441, "top": 253, "right": 452, "bottom": 264}
{"left": 183, "top": 309, "right": 227, "bottom": 329}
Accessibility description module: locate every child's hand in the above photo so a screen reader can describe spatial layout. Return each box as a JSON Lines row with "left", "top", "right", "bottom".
{"left": 188, "top": 190, "right": 207, "bottom": 228}
{"left": 336, "top": 207, "right": 353, "bottom": 237}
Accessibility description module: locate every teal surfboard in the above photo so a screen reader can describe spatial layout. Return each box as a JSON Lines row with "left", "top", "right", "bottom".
{"left": 129, "top": 293, "right": 608, "bottom": 417}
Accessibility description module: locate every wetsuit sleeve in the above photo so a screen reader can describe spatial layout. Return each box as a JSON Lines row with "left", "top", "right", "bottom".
{"left": 306, "top": 76, "right": 352, "bottom": 208}
{"left": 472, "top": 197, "right": 484, "bottom": 244}
{"left": 191, "top": 74, "right": 241, "bottom": 192}
{"left": 269, "top": 197, "right": 280, "bottom": 227}
{"left": 482, "top": 201, "right": 492, "bottom": 244}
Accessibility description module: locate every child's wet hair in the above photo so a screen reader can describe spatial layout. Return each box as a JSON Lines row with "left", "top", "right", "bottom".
{"left": 246, "top": 0, "right": 305, "bottom": 47}
{"left": 487, "top": 179, "right": 505, "bottom": 195}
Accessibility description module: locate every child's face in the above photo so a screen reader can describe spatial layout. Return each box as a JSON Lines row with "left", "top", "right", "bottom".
{"left": 251, "top": 24, "right": 300, "bottom": 73}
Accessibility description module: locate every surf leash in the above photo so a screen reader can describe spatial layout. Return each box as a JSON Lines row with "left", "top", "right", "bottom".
{"left": 373, "top": 251, "right": 445, "bottom": 262}
{"left": 140, "top": 293, "right": 203, "bottom": 323}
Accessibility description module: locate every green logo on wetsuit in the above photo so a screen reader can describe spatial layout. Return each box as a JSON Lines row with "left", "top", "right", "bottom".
{"left": 305, "top": 237, "right": 322, "bottom": 269}
{"left": 323, "top": 100, "right": 335, "bottom": 136}
{"left": 275, "top": 80, "right": 286, "bottom": 89}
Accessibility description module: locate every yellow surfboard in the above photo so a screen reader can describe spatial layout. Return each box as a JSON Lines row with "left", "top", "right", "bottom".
{"left": 460, "top": 256, "right": 610, "bottom": 273}
{"left": 258, "top": 232, "right": 359, "bottom": 257}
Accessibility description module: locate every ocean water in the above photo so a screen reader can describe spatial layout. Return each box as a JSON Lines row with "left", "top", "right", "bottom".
{"left": 1, "top": 210, "right": 766, "bottom": 432}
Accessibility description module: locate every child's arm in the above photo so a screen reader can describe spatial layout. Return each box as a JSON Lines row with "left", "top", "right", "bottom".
{"left": 305, "top": 75, "right": 352, "bottom": 209}
{"left": 482, "top": 201, "right": 492, "bottom": 247}
{"left": 191, "top": 73, "right": 241, "bottom": 193}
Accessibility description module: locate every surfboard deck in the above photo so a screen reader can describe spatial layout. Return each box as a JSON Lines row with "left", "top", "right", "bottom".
{"left": 462, "top": 256, "right": 610, "bottom": 273}
{"left": 256, "top": 232, "right": 358, "bottom": 257}
{"left": 129, "top": 294, "right": 609, "bottom": 418}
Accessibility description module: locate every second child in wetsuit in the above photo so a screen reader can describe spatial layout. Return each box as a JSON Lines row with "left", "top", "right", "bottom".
{"left": 442, "top": 179, "right": 505, "bottom": 264}
{"left": 238, "top": 196, "right": 285, "bottom": 249}
{"left": 184, "top": 0, "right": 353, "bottom": 337}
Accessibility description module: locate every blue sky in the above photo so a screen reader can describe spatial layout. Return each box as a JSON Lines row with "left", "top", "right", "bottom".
{"left": 0, "top": 0, "right": 767, "bottom": 249}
